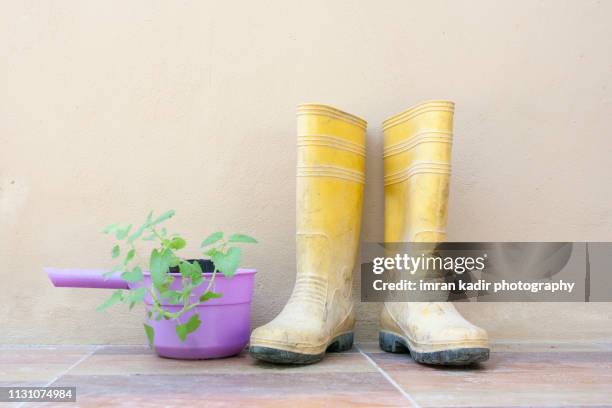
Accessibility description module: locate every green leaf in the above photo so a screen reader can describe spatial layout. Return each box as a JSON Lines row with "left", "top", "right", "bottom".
{"left": 151, "top": 210, "right": 175, "bottom": 226}
{"left": 211, "top": 247, "right": 242, "bottom": 278}
{"left": 121, "top": 266, "right": 144, "bottom": 283}
{"left": 190, "top": 261, "right": 203, "bottom": 285}
{"left": 168, "top": 236, "right": 186, "bottom": 250}
{"left": 178, "top": 261, "right": 190, "bottom": 278}
{"left": 111, "top": 245, "right": 120, "bottom": 258}
{"left": 175, "top": 314, "right": 201, "bottom": 342}
{"left": 191, "top": 260, "right": 203, "bottom": 274}
{"left": 102, "top": 223, "right": 119, "bottom": 234}
{"left": 160, "top": 290, "right": 182, "bottom": 304}
{"left": 149, "top": 248, "right": 171, "bottom": 289}
{"left": 128, "top": 225, "right": 146, "bottom": 244}
{"left": 199, "top": 291, "right": 222, "bottom": 302}
{"left": 204, "top": 248, "right": 219, "bottom": 257}
{"left": 96, "top": 290, "right": 124, "bottom": 312}
{"left": 178, "top": 260, "right": 203, "bottom": 280}
{"left": 116, "top": 224, "right": 132, "bottom": 240}
{"left": 228, "top": 233, "right": 257, "bottom": 244}
{"left": 142, "top": 234, "right": 156, "bottom": 241}
{"left": 127, "top": 287, "right": 146, "bottom": 303}
{"left": 178, "top": 261, "right": 196, "bottom": 279}
{"left": 201, "top": 231, "right": 223, "bottom": 248}
{"left": 143, "top": 323, "right": 155, "bottom": 349}
{"left": 160, "top": 273, "right": 175, "bottom": 294}
{"left": 169, "top": 255, "right": 181, "bottom": 267}
{"left": 129, "top": 211, "right": 155, "bottom": 243}
{"left": 124, "top": 248, "right": 135, "bottom": 264}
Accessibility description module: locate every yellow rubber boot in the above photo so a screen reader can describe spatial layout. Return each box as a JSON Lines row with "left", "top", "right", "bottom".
{"left": 250, "top": 104, "right": 367, "bottom": 364}
{"left": 380, "top": 100, "right": 489, "bottom": 365}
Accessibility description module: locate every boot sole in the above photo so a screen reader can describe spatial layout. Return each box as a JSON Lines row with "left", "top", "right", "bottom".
{"left": 379, "top": 331, "right": 489, "bottom": 366}
{"left": 249, "top": 332, "right": 354, "bottom": 365}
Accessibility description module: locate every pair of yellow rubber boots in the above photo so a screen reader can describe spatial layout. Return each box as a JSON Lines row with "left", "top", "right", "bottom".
{"left": 249, "top": 101, "right": 489, "bottom": 365}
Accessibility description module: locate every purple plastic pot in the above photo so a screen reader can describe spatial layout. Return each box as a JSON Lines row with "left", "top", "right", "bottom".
{"left": 45, "top": 267, "right": 256, "bottom": 360}
{"left": 142, "top": 269, "right": 255, "bottom": 359}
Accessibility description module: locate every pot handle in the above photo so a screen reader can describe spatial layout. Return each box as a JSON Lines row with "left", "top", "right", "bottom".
{"left": 45, "top": 267, "right": 129, "bottom": 289}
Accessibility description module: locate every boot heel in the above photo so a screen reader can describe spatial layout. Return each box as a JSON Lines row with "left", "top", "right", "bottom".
{"left": 326, "top": 332, "right": 354, "bottom": 353}
{"left": 379, "top": 331, "right": 409, "bottom": 354}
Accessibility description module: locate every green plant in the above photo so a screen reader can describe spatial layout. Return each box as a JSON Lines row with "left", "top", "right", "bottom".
{"left": 98, "top": 210, "right": 256, "bottom": 346}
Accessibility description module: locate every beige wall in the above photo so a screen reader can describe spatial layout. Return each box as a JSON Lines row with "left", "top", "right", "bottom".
{"left": 2, "top": 0, "right": 612, "bottom": 345}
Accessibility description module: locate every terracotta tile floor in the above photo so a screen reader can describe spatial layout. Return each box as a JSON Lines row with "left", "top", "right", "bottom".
{"left": 1, "top": 342, "right": 611, "bottom": 407}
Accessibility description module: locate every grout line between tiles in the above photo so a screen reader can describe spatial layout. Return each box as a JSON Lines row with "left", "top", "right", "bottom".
{"left": 14, "top": 346, "right": 101, "bottom": 408}
{"left": 45, "top": 345, "right": 101, "bottom": 387}
{"left": 356, "top": 345, "right": 421, "bottom": 408}
{"left": 0, "top": 344, "right": 135, "bottom": 349}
